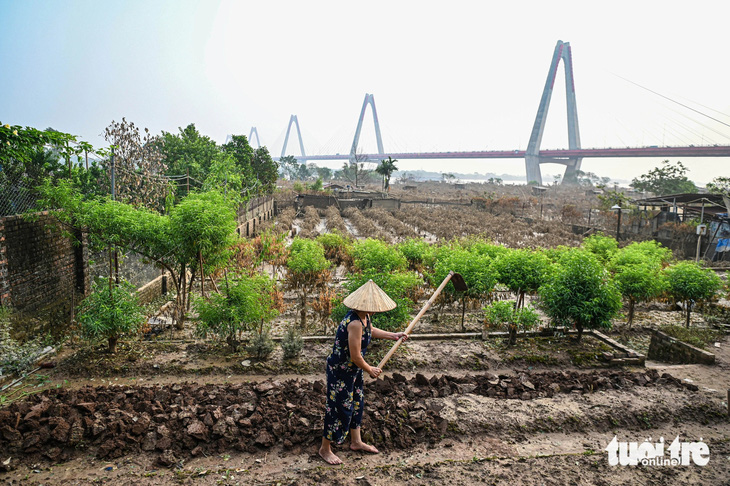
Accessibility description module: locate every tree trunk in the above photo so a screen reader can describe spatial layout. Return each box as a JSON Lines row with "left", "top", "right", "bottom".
{"left": 300, "top": 293, "right": 307, "bottom": 328}
{"left": 576, "top": 323, "right": 584, "bottom": 342}
{"left": 627, "top": 298, "right": 635, "bottom": 327}
{"left": 175, "top": 264, "right": 186, "bottom": 330}
{"left": 685, "top": 302, "right": 692, "bottom": 328}
{"left": 108, "top": 335, "right": 118, "bottom": 354}
{"left": 509, "top": 324, "right": 517, "bottom": 346}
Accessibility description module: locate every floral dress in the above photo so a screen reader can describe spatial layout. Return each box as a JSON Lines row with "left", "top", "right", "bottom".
{"left": 322, "top": 309, "right": 371, "bottom": 444}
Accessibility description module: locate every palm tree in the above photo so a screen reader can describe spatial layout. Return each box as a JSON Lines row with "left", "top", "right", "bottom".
{"left": 375, "top": 156, "right": 398, "bottom": 192}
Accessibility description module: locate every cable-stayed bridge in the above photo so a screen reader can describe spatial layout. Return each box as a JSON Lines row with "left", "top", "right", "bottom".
{"left": 249, "top": 41, "right": 730, "bottom": 185}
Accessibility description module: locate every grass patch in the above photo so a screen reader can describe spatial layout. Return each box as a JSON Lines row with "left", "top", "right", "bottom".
{"left": 659, "top": 325, "right": 722, "bottom": 350}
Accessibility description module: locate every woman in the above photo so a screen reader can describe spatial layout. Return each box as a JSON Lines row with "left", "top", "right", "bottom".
{"left": 319, "top": 280, "right": 408, "bottom": 465}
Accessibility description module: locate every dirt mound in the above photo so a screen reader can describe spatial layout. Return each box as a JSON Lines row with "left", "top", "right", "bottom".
{"left": 0, "top": 370, "right": 699, "bottom": 467}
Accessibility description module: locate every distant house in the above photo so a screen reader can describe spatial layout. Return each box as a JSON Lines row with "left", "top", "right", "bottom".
{"left": 323, "top": 183, "right": 346, "bottom": 192}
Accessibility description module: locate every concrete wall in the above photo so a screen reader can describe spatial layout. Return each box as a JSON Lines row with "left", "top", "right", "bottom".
{"left": 237, "top": 196, "right": 275, "bottom": 238}
{"left": 647, "top": 329, "right": 715, "bottom": 365}
{"left": 296, "top": 194, "right": 401, "bottom": 211}
{"left": 0, "top": 212, "right": 89, "bottom": 313}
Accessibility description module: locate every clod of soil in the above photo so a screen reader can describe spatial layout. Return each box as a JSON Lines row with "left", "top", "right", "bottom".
{"left": 0, "top": 370, "right": 701, "bottom": 467}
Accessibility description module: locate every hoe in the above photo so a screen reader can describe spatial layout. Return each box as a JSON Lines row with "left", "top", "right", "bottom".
{"left": 376, "top": 271, "right": 467, "bottom": 372}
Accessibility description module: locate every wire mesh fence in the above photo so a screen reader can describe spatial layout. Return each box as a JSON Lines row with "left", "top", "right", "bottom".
{"left": 0, "top": 172, "right": 49, "bottom": 217}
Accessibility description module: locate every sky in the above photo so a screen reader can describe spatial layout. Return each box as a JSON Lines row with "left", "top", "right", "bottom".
{"left": 2, "top": 0, "right": 730, "bottom": 184}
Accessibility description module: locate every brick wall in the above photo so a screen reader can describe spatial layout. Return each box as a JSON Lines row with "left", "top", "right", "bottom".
{"left": 647, "top": 329, "right": 715, "bottom": 365}
{"left": 136, "top": 273, "right": 168, "bottom": 305}
{"left": 0, "top": 212, "right": 89, "bottom": 314}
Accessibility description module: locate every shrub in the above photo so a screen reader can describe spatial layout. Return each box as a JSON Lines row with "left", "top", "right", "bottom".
{"left": 331, "top": 270, "right": 424, "bottom": 331}
{"left": 397, "top": 238, "right": 434, "bottom": 272}
{"left": 664, "top": 261, "right": 723, "bottom": 328}
{"left": 76, "top": 278, "right": 145, "bottom": 353}
{"left": 460, "top": 238, "right": 509, "bottom": 259}
{"left": 539, "top": 249, "right": 622, "bottom": 341}
{"left": 609, "top": 244, "right": 669, "bottom": 326}
{"left": 317, "top": 231, "right": 353, "bottom": 267}
{"left": 431, "top": 246, "right": 499, "bottom": 304}
{"left": 281, "top": 326, "right": 304, "bottom": 360}
{"left": 286, "top": 238, "right": 331, "bottom": 328}
{"left": 582, "top": 233, "right": 618, "bottom": 263}
{"left": 246, "top": 326, "right": 276, "bottom": 360}
{"left": 195, "top": 272, "right": 281, "bottom": 351}
{"left": 484, "top": 300, "right": 540, "bottom": 345}
{"left": 494, "top": 248, "right": 552, "bottom": 308}
{"left": 352, "top": 238, "right": 407, "bottom": 273}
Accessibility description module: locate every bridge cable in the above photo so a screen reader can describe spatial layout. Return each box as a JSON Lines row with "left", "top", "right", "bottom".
{"left": 612, "top": 73, "right": 730, "bottom": 129}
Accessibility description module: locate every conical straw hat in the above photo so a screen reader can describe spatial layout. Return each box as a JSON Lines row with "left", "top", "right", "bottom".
{"left": 343, "top": 279, "right": 397, "bottom": 312}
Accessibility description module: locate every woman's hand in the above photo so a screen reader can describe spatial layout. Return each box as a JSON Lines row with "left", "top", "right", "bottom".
{"left": 392, "top": 332, "right": 408, "bottom": 341}
{"left": 368, "top": 366, "right": 382, "bottom": 379}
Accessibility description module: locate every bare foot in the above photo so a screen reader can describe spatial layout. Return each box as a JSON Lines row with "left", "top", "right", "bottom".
{"left": 350, "top": 441, "right": 379, "bottom": 454}
{"left": 319, "top": 446, "right": 343, "bottom": 465}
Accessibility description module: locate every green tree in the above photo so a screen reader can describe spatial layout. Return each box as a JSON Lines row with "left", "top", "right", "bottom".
{"left": 312, "top": 165, "right": 333, "bottom": 181}
{"left": 706, "top": 176, "right": 730, "bottom": 196}
{"left": 280, "top": 155, "right": 299, "bottom": 180}
{"left": 352, "top": 238, "right": 408, "bottom": 273}
{"left": 39, "top": 182, "right": 238, "bottom": 329}
{"left": 223, "top": 134, "right": 278, "bottom": 194}
{"left": 195, "top": 272, "right": 280, "bottom": 351}
{"left": 285, "top": 238, "right": 331, "bottom": 328}
{"left": 539, "top": 249, "right": 622, "bottom": 341}
{"left": 204, "top": 151, "right": 246, "bottom": 205}
{"left": 331, "top": 270, "right": 424, "bottom": 331}
{"left": 484, "top": 300, "right": 540, "bottom": 345}
{"left": 609, "top": 257, "right": 666, "bottom": 327}
{"left": 494, "top": 248, "right": 552, "bottom": 308}
{"left": 664, "top": 261, "right": 723, "bottom": 327}
{"left": 76, "top": 278, "right": 145, "bottom": 353}
{"left": 397, "top": 238, "right": 434, "bottom": 272}
{"left": 159, "top": 123, "right": 219, "bottom": 182}
{"left": 375, "top": 156, "right": 398, "bottom": 191}
{"left": 582, "top": 233, "right": 618, "bottom": 264}
{"left": 251, "top": 146, "right": 279, "bottom": 193}
{"left": 630, "top": 160, "right": 697, "bottom": 195}
{"left": 432, "top": 246, "right": 499, "bottom": 305}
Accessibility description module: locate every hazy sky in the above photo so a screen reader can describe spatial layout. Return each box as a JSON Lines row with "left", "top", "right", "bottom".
{"left": 2, "top": 0, "right": 730, "bottom": 184}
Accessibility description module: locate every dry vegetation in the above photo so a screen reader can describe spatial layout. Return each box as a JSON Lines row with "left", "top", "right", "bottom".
{"left": 297, "top": 206, "right": 321, "bottom": 239}
{"left": 364, "top": 207, "right": 420, "bottom": 241}
{"left": 274, "top": 207, "right": 296, "bottom": 235}
{"left": 343, "top": 207, "right": 390, "bottom": 241}
{"left": 324, "top": 205, "right": 348, "bottom": 234}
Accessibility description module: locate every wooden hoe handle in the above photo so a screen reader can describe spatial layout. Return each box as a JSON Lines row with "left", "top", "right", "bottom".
{"left": 376, "top": 271, "right": 456, "bottom": 372}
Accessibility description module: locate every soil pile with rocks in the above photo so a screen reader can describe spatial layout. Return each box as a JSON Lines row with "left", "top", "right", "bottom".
{"left": 0, "top": 370, "right": 699, "bottom": 467}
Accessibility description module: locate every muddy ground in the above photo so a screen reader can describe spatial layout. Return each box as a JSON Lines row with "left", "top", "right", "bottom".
{"left": 1, "top": 367, "right": 728, "bottom": 485}
{"left": 1, "top": 306, "right": 729, "bottom": 485}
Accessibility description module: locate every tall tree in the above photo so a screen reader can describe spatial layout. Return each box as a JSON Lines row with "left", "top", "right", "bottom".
{"left": 103, "top": 118, "right": 170, "bottom": 211}
{"left": 630, "top": 160, "right": 697, "bottom": 195}
{"left": 279, "top": 155, "right": 300, "bottom": 180}
{"left": 375, "top": 156, "right": 398, "bottom": 191}
{"left": 222, "top": 135, "right": 278, "bottom": 194}
{"left": 251, "top": 146, "right": 279, "bottom": 193}
{"left": 159, "top": 123, "right": 219, "bottom": 181}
